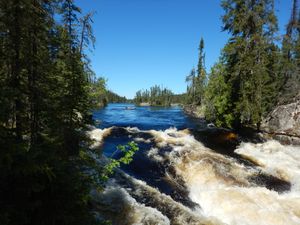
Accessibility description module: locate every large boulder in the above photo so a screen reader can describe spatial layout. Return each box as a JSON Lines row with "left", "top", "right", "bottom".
{"left": 261, "top": 94, "right": 300, "bottom": 145}
{"left": 183, "top": 104, "right": 205, "bottom": 119}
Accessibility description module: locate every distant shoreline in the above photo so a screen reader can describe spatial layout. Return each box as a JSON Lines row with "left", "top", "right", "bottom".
{"left": 135, "top": 102, "right": 181, "bottom": 107}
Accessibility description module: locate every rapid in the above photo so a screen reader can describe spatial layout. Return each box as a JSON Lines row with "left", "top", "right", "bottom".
{"left": 89, "top": 104, "right": 300, "bottom": 225}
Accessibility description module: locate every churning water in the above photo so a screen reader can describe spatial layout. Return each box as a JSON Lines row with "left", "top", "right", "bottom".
{"left": 90, "top": 104, "right": 300, "bottom": 225}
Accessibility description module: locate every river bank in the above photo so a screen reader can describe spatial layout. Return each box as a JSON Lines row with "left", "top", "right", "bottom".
{"left": 183, "top": 97, "right": 300, "bottom": 146}
{"left": 135, "top": 102, "right": 181, "bottom": 107}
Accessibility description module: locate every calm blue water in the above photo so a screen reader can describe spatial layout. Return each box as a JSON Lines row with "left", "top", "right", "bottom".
{"left": 93, "top": 103, "right": 203, "bottom": 130}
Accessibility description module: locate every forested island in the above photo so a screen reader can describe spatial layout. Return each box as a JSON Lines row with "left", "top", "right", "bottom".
{"left": 133, "top": 85, "right": 185, "bottom": 106}
{"left": 1, "top": 0, "right": 300, "bottom": 225}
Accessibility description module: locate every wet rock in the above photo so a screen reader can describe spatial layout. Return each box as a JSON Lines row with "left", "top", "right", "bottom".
{"left": 192, "top": 128, "right": 239, "bottom": 155}
{"left": 248, "top": 173, "right": 291, "bottom": 193}
{"left": 272, "top": 134, "right": 300, "bottom": 146}
{"left": 236, "top": 126, "right": 266, "bottom": 143}
{"left": 109, "top": 127, "right": 131, "bottom": 137}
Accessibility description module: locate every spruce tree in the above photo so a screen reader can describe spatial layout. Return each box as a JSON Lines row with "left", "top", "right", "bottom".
{"left": 185, "top": 68, "right": 196, "bottom": 104}
{"left": 195, "top": 37, "right": 206, "bottom": 105}
{"left": 204, "top": 60, "right": 233, "bottom": 127}
{"left": 280, "top": 0, "right": 300, "bottom": 103}
{"left": 0, "top": 1, "right": 100, "bottom": 224}
{"left": 221, "top": 0, "right": 279, "bottom": 128}
{"left": 185, "top": 38, "right": 206, "bottom": 106}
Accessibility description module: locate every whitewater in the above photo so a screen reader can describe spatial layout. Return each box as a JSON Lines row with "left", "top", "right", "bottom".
{"left": 89, "top": 104, "right": 300, "bottom": 225}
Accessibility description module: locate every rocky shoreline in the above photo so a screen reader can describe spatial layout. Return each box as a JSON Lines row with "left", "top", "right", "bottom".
{"left": 183, "top": 95, "right": 300, "bottom": 146}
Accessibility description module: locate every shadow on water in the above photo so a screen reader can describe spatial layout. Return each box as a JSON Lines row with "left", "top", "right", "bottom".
{"left": 191, "top": 127, "right": 257, "bottom": 167}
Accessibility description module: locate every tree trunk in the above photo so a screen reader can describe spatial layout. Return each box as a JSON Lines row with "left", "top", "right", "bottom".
{"left": 12, "top": 0, "right": 22, "bottom": 141}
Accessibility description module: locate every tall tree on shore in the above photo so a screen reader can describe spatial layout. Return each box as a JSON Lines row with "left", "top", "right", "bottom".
{"left": 221, "top": 0, "right": 279, "bottom": 128}
{"left": 185, "top": 38, "right": 207, "bottom": 106}
{"left": 204, "top": 60, "right": 234, "bottom": 127}
{"left": 0, "top": 0, "right": 27, "bottom": 141}
{"left": 195, "top": 37, "right": 206, "bottom": 105}
{"left": 55, "top": 0, "right": 95, "bottom": 155}
{"left": 280, "top": 0, "right": 300, "bottom": 102}
{"left": 185, "top": 68, "right": 196, "bottom": 104}
{"left": 0, "top": 1, "right": 100, "bottom": 224}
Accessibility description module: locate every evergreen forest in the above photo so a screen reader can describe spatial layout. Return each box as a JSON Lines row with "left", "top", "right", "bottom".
{"left": 0, "top": 0, "right": 300, "bottom": 224}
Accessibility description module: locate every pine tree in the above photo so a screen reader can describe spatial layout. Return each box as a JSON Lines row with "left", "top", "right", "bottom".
{"left": 0, "top": 1, "right": 100, "bottom": 224}
{"left": 204, "top": 60, "right": 233, "bottom": 127}
{"left": 280, "top": 0, "right": 300, "bottom": 103}
{"left": 185, "top": 68, "right": 196, "bottom": 104}
{"left": 185, "top": 38, "right": 207, "bottom": 106}
{"left": 221, "top": 0, "right": 279, "bottom": 128}
{"left": 195, "top": 38, "right": 206, "bottom": 105}
{"left": 52, "top": 0, "right": 95, "bottom": 156}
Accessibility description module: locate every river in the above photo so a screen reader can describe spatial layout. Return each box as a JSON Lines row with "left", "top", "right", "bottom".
{"left": 90, "top": 103, "right": 300, "bottom": 225}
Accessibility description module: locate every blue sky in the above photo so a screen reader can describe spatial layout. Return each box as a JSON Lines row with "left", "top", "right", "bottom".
{"left": 78, "top": 0, "right": 291, "bottom": 99}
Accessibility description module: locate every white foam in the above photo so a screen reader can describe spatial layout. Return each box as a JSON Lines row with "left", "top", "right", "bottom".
{"left": 94, "top": 127, "right": 300, "bottom": 225}
{"left": 86, "top": 126, "right": 112, "bottom": 148}
{"left": 147, "top": 147, "right": 164, "bottom": 162}
{"left": 91, "top": 185, "right": 170, "bottom": 225}
{"left": 147, "top": 129, "right": 300, "bottom": 225}
{"left": 133, "top": 137, "right": 152, "bottom": 143}
{"left": 236, "top": 140, "right": 300, "bottom": 191}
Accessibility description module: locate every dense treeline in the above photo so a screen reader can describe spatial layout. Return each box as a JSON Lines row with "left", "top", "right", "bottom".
{"left": 0, "top": 0, "right": 102, "bottom": 224}
{"left": 90, "top": 77, "right": 127, "bottom": 108}
{"left": 186, "top": 0, "right": 300, "bottom": 129}
{"left": 172, "top": 93, "right": 187, "bottom": 104}
{"left": 134, "top": 85, "right": 174, "bottom": 106}
{"left": 106, "top": 90, "right": 127, "bottom": 103}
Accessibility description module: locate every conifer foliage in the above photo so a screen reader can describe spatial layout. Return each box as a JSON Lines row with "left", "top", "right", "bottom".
{"left": 280, "top": 0, "right": 300, "bottom": 103}
{"left": 186, "top": 38, "right": 206, "bottom": 105}
{"left": 0, "top": 0, "right": 99, "bottom": 224}
{"left": 192, "top": 0, "right": 300, "bottom": 129}
{"left": 220, "top": 0, "right": 279, "bottom": 128}
{"left": 134, "top": 85, "right": 173, "bottom": 106}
